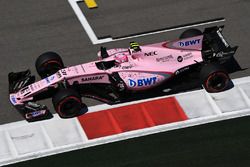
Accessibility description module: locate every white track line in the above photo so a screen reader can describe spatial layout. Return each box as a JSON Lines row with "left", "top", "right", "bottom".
{"left": 113, "top": 19, "right": 226, "bottom": 42}
{"left": 68, "top": 0, "right": 225, "bottom": 45}
{"left": 68, "top": 0, "right": 112, "bottom": 44}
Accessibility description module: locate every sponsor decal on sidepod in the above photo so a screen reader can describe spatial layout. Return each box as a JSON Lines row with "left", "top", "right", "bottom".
{"left": 156, "top": 55, "right": 173, "bottom": 62}
{"left": 81, "top": 75, "right": 104, "bottom": 82}
{"left": 128, "top": 77, "right": 157, "bottom": 87}
{"left": 179, "top": 39, "right": 200, "bottom": 47}
{"left": 144, "top": 51, "right": 157, "bottom": 56}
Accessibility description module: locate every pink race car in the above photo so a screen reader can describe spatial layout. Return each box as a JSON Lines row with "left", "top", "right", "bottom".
{"left": 9, "top": 26, "right": 240, "bottom": 122}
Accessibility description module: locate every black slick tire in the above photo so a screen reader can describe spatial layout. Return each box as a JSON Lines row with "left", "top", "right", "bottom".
{"left": 35, "top": 52, "right": 64, "bottom": 78}
{"left": 200, "top": 63, "right": 230, "bottom": 93}
{"left": 52, "top": 89, "right": 87, "bottom": 118}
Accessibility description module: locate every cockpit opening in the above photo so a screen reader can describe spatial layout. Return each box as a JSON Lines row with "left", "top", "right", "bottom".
{"left": 95, "top": 60, "right": 116, "bottom": 70}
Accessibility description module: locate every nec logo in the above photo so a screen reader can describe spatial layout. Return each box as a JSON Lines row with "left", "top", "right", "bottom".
{"left": 128, "top": 77, "right": 157, "bottom": 87}
{"left": 179, "top": 39, "right": 201, "bottom": 47}
{"left": 144, "top": 51, "right": 157, "bottom": 56}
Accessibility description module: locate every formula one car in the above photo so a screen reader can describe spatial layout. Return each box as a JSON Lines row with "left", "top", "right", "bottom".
{"left": 9, "top": 26, "right": 240, "bottom": 122}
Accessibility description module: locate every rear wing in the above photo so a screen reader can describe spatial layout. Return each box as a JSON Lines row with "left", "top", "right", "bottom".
{"left": 203, "top": 26, "right": 238, "bottom": 54}
{"left": 203, "top": 26, "right": 244, "bottom": 73}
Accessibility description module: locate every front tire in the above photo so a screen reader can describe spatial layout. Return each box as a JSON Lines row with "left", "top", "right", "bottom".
{"left": 36, "top": 52, "right": 64, "bottom": 79}
{"left": 52, "top": 89, "right": 87, "bottom": 118}
{"left": 200, "top": 64, "right": 230, "bottom": 93}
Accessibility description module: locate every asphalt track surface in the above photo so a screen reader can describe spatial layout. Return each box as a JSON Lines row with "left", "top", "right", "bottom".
{"left": 0, "top": 0, "right": 250, "bottom": 166}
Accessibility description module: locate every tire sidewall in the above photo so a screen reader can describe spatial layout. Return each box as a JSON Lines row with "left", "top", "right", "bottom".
{"left": 52, "top": 89, "right": 86, "bottom": 118}
{"left": 57, "top": 96, "right": 82, "bottom": 118}
{"left": 204, "top": 71, "right": 229, "bottom": 93}
{"left": 200, "top": 64, "right": 230, "bottom": 93}
{"left": 36, "top": 52, "right": 64, "bottom": 78}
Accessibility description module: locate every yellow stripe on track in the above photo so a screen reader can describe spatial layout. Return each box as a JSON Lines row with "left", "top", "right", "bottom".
{"left": 84, "top": 0, "right": 98, "bottom": 9}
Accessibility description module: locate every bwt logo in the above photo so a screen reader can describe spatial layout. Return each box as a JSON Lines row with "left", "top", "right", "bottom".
{"left": 128, "top": 77, "right": 157, "bottom": 87}
{"left": 179, "top": 39, "right": 201, "bottom": 47}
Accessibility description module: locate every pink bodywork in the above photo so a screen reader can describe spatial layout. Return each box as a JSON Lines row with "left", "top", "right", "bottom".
{"left": 10, "top": 36, "right": 204, "bottom": 105}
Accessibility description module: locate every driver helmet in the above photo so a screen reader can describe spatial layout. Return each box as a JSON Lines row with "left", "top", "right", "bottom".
{"left": 114, "top": 53, "right": 128, "bottom": 64}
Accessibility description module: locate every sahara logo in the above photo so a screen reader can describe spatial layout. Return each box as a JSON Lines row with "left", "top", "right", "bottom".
{"left": 81, "top": 75, "right": 104, "bottom": 82}
{"left": 179, "top": 39, "right": 201, "bottom": 47}
{"left": 128, "top": 77, "right": 157, "bottom": 87}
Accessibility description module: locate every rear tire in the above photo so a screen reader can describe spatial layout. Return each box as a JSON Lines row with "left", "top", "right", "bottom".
{"left": 52, "top": 89, "right": 87, "bottom": 118}
{"left": 36, "top": 52, "right": 64, "bottom": 79}
{"left": 200, "top": 64, "right": 230, "bottom": 93}
{"left": 179, "top": 29, "right": 202, "bottom": 39}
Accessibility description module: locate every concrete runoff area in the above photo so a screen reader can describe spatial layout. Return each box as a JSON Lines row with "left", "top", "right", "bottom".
{"left": 6, "top": 116, "right": 250, "bottom": 167}
{"left": 0, "top": 78, "right": 249, "bottom": 166}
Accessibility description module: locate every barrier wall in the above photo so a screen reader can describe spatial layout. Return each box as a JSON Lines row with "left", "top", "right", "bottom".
{"left": 0, "top": 77, "right": 250, "bottom": 166}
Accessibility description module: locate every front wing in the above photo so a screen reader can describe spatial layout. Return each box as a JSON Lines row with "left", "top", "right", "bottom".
{"left": 8, "top": 70, "right": 53, "bottom": 122}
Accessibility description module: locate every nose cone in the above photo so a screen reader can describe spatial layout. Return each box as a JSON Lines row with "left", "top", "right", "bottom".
{"left": 9, "top": 93, "right": 23, "bottom": 106}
